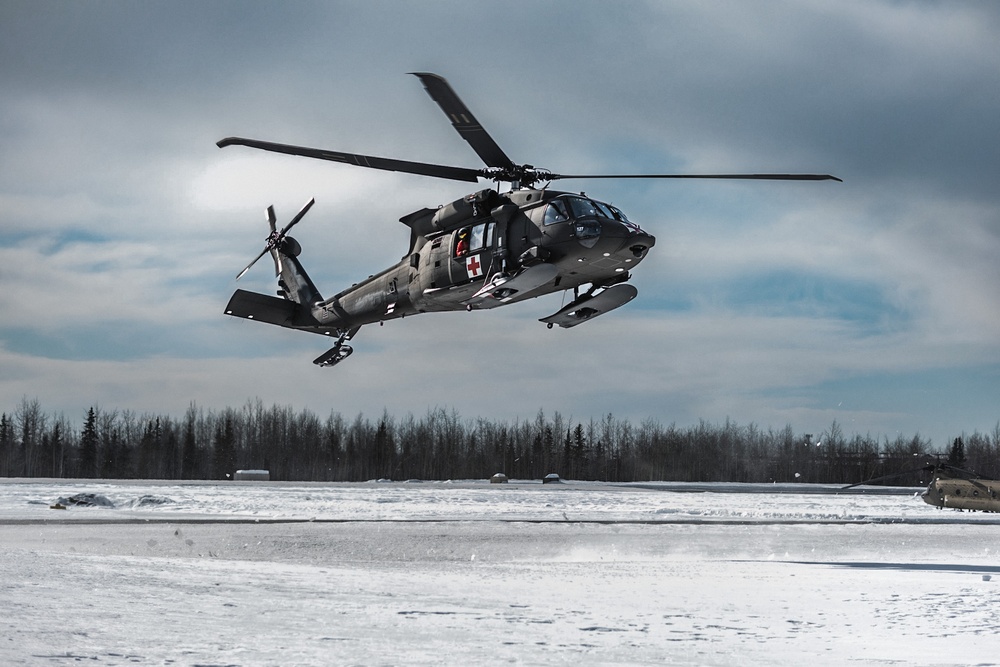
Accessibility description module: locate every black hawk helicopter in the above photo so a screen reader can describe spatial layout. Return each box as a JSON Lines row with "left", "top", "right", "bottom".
{"left": 218, "top": 73, "right": 840, "bottom": 367}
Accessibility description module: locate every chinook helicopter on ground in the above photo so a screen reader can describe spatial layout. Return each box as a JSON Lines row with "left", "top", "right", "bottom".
{"left": 218, "top": 73, "right": 840, "bottom": 367}
{"left": 920, "top": 465, "right": 1000, "bottom": 511}
{"left": 843, "top": 463, "right": 1000, "bottom": 512}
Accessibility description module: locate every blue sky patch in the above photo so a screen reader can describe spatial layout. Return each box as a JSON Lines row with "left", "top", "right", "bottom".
{"left": 722, "top": 270, "right": 908, "bottom": 332}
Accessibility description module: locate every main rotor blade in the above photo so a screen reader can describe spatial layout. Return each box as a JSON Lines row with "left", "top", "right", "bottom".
{"left": 411, "top": 72, "right": 517, "bottom": 171}
{"left": 547, "top": 173, "right": 843, "bottom": 182}
{"left": 217, "top": 137, "right": 483, "bottom": 183}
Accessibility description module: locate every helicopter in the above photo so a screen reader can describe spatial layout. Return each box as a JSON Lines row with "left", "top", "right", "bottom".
{"left": 218, "top": 73, "right": 840, "bottom": 367}
{"left": 919, "top": 465, "right": 1000, "bottom": 512}
{"left": 843, "top": 463, "right": 1000, "bottom": 512}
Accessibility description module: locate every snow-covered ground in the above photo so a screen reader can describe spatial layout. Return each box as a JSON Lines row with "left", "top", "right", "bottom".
{"left": 2, "top": 479, "right": 998, "bottom": 666}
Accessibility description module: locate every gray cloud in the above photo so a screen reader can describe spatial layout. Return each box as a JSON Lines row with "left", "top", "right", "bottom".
{"left": 1, "top": 0, "right": 997, "bottom": 447}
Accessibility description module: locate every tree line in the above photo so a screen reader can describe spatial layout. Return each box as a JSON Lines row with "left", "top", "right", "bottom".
{"left": 2, "top": 397, "right": 998, "bottom": 484}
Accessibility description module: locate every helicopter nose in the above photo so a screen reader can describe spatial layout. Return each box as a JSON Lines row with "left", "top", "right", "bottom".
{"left": 605, "top": 221, "right": 654, "bottom": 259}
{"left": 626, "top": 231, "right": 655, "bottom": 258}
{"left": 586, "top": 220, "right": 655, "bottom": 270}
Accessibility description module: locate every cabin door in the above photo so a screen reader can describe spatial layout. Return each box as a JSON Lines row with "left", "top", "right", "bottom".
{"left": 449, "top": 221, "right": 497, "bottom": 284}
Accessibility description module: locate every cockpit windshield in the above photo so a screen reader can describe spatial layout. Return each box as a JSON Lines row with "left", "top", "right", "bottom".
{"left": 593, "top": 201, "right": 616, "bottom": 219}
{"left": 543, "top": 195, "right": 634, "bottom": 226}
{"left": 608, "top": 205, "right": 630, "bottom": 223}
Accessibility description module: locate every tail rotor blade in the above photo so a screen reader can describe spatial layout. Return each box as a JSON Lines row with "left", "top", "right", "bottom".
{"left": 266, "top": 205, "right": 277, "bottom": 233}
{"left": 237, "top": 248, "right": 269, "bottom": 281}
{"left": 281, "top": 197, "right": 316, "bottom": 235}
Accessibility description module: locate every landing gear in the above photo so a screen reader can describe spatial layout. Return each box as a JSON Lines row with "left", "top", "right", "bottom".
{"left": 314, "top": 344, "right": 353, "bottom": 367}
{"left": 313, "top": 328, "right": 359, "bottom": 368}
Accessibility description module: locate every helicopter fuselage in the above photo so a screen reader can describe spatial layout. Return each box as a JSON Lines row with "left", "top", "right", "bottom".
{"left": 921, "top": 471, "right": 1000, "bottom": 512}
{"left": 277, "top": 187, "right": 654, "bottom": 332}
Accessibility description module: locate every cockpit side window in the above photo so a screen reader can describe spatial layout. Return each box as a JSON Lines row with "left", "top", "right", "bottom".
{"left": 543, "top": 200, "right": 570, "bottom": 225}
{"left": 566, "top": 197, "right": 599, "bottom": 219}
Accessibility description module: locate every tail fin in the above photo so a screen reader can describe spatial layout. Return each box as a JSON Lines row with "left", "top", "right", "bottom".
{"left": 235, "top": 198, "right": 323, "bottom": 306}
{"left": 273, "top": 240, "right": 322, "bottom": 305}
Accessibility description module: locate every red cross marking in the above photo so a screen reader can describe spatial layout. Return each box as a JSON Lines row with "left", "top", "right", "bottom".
{"left": 466, "top": 254, "right": 482, "bottom": 278}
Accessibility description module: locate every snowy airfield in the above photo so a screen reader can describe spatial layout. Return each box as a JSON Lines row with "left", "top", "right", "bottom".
{"left": 2, "top": 479, "right": 999, "bottom": 666}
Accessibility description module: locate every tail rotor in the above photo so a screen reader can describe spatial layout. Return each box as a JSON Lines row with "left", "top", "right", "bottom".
{"left": 236, "top": 198, "right": 316, "bottom": 280}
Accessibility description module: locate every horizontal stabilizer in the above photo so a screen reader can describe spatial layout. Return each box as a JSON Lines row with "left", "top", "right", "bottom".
{"left": 224, "top": 289, "right": 299, "bottom": 327}
{"left": 226, "top": 289, "right": 353, "bottom": 341}
{"left": 540, "top": 284, "right": 638, "bottom": 329}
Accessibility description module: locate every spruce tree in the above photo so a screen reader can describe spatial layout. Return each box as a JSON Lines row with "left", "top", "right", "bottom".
{"left": 79, "top": 407, "right": 98, "bottom": 478}
{"left": 182, "top": 415, "right": 198, "bottom": 479}
{"left": 213, "top": 414, "right": 236, "bottom": 479}
{"left": 0, "top": 414, "right": 12, "bottom": 476}
{"left": 947, "top": 437, "right": 967, "bottom": 469}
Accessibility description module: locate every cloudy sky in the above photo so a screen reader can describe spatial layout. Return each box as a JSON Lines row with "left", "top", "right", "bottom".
{"left": 2, "top": 1, "right": 998, "bottom": 448}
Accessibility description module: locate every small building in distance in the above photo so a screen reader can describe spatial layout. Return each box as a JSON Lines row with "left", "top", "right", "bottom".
{"left": 234, "top": 469, "right": 270, "bottom": 481}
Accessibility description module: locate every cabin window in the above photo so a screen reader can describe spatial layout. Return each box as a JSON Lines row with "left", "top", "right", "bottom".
{"left": 543, "top": 200, "right": 570, "bottom": 226}
{"left": 455, "top": 228, "right": 470, "bottom": 256}
{"left": 469, "top": 222, "right": 495, "bottom": 252}
{"left": 470, "top": 223, "right": 485, "bottom": 252}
